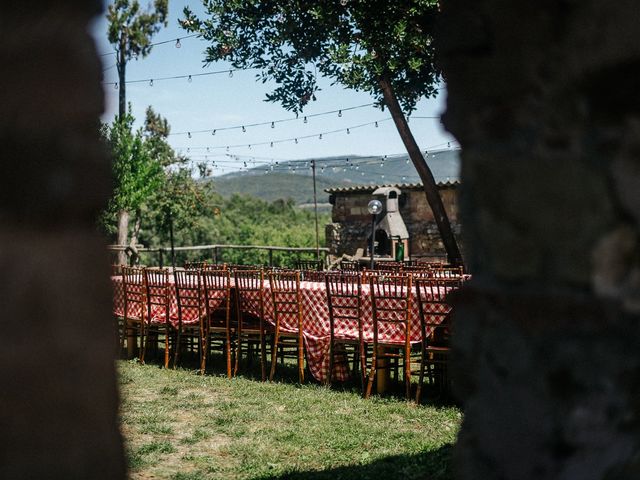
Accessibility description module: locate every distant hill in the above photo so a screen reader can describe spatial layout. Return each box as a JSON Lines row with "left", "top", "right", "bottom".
{"left": 209, "top": 149, "right": 460, "bottom": 204}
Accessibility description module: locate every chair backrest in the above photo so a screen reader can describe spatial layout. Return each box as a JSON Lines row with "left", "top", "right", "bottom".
{"left": 294, "top": 259, "right": 323, "bottom": 271}
{"left": 144, "top": 268, "right": 171, "bottom": 321}
{"left": 200, "top": 270, "right": 232, "bottom": 324}
{"left": 184, "top": 261, "right": 206, "bottom": 271}
{"left": 300, "top": 269, "right": 327, "bottom": 282}
{"left": 122, "top": 266, "right": 146, "bottom": 319}
{"left": 429, "top": 266, "right": 465, "bottom": 278}
{"left": 201, "top": 263, "right": 227, "bottom": 271}
{"left": 233, "top": 269, "right": 265, "bottom": 321}
{"left": 268, "top": 271, "right": 302, "bottom": 331}
{"left": 403, "top": 265, "right": 433, "bottom": 276}
{"left": 374, "top": 261, "right": 404, "bottom": 272}
{"left": 339, "top": 259, "right": 360, "bottom": 272}
{"left": 325, "top": 272, "right": 363, "bottom": 338}
{"left": 414, "top": 278, "right": 461, "bottom": 345}
{"left": 368, "top": 273, "right": 412, "bottom": 344}
{"left": 174, "top": 269, "right": 203, "bottom": 327}
{"left": 111, "top": 264, "right": 125, "bottom": 277}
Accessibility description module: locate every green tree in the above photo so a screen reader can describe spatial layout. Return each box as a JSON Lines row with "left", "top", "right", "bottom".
{"left": 107, "top": 0, "right": 168, "bottom": 119}
{"left": 181, "top": 0, "right": 463, "bottom": 265}
{"left": 107, "top": 0, "right": 168, "bottom": 259}
{"left": 101, "top": 111, "right": 163, "bottom": 252}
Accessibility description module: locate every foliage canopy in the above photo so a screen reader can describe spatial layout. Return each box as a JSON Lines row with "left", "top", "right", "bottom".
{"left": 181, "top": 0, "right": 440, "bottom": 113}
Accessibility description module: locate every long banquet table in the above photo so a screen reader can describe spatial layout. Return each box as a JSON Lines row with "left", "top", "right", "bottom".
{"left": 112, "top": 276, "right": 451, "bottom": 383}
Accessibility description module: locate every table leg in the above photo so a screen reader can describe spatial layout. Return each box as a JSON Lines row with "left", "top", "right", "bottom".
{"left": 376, "top": 345, "right": 389, "bottom": 394}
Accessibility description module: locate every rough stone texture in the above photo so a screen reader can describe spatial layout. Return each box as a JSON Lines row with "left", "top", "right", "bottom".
{"left": 326, "top": 185, "right": 463, "bottom": 260}
{"left": 0, "top": 1, "right": 126, "bottom": 478}
{"left": 438, "top": 1, "right": 640, "bottom": 479}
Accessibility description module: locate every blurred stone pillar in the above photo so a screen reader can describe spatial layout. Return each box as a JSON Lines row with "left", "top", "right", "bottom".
{"left": 438, "top": 1, "right": 640, "bottom": 479}
{"left": 0, "top": 1, "right": 126, "bottom": 478}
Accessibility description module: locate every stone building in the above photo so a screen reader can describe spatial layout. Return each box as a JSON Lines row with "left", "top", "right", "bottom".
{"left": 325, "top": 180, "right": 461, "bottom": 261}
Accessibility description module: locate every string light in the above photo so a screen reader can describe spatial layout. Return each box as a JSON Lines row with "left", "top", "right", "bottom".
{"left": 212, "top": 130, "right": 216, "bottom": 136}
{"left": 188, "top": 75, "right": 192, "bottom": 83}
{"left": 271, "top": 121, "right": 275, "bottom": 128}
{"left": 175, "top": 38, "right": 182, "bottom": 48}
{"left": 338, "top": 110, "right": 342, "bottom": 117}
{"left": 270, "top": 142, "right": 273, "bottom": 147}
{"left": 188, "top": 132, "right": 192, "bottom": 138}
{"left": 114, "top": 82, "right": 118, "bottom": 90}
{"left": 229, "top": 70, "right": 233, "bottom": 77}
{"left": 242, "top": 126, "right": 246, "bottom": 132}
{"left": 294, "top": 138, "right": 298, "bottom": 144}
{"left": 149, "top": 79, "right": 154, "bottom": 86}
{"left": 374, "top": 121, "right": 378, "bottom": 127}
{"left": 346, "top": 128, "right": 350, "bottom": 134}
{"left": 319, "top": 133, "right": 323, "bottom": 140}
{"left": 303, "top": 116, "right": 308, "bottom": 124}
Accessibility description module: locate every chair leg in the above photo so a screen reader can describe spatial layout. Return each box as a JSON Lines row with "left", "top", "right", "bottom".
{"left": 259, "top": 327, "right": 267, "bottom": 382}
{"left": 163, "top": 324, "right": 170, "bottom": 369}
{"left": 140, "top": 321, "right": 149, "bottom": 365}
{"left": 327, "top": 340, "right": 334, "bottom": 386}
{"left": 173, "top": 328, "right": 182, "bottom": 369}
{"left": 269, "top": 330, "right": 280, "bottom": 381}
{"left": 364, "top": 347, "right": 377, "bottom": 399}
{"left": 298, "top": 332, "right": 304, "bottom": 384}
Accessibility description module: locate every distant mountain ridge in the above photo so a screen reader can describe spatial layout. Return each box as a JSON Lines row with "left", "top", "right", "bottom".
{"left": 209, "top": 149, "right": 460, "bottom": 204}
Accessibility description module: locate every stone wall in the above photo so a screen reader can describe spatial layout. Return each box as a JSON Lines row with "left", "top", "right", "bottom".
{"left": 0, "top": 1, "right": 126, "bottom": 478}
{"left": 327, "top": 185, "right": 462, "bottom": 260}
{"left": 438, "top": 1, "right": 640, "bottom": 479}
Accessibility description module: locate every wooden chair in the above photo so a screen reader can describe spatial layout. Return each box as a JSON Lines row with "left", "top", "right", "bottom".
{"left": 174, "top": 269, "right": 206, "bottom": 372}
{"left": 325, "top": 272, "right": 366, "bottom": 390}
{"left": 414, "top": 278, "right": 461, "bottom": 403}
{"left": 201, "top": 269, "right": 233, "bottom": 377}
{"left": 142, "top": 268, "right": 173, "bottom": 368}
{"left": 365, "top": 274, "right": 413, "bottom": 399}
{"left": 294, "top": 259, "right": 323, "bottom": 271}
{"left": 268, "top": 270, "right": 305, "bottom": 383}
{"left": 233, "top": 269, "right": 269, "bottom": 380}
{"left": 121, "top": 266, "right": 146, "bottom": 359}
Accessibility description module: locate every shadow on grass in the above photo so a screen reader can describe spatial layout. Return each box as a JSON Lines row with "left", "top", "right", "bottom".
{"left": 136, "top": 347, "right": 457, "bottom": 407}
{"left": 250, "top": 444, "right": 454, "bottom": 480}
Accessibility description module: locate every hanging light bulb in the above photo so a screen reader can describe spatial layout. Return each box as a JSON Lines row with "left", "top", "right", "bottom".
{"left": 229, "top": 70, "right": 233, "bottom": 77}
{"left": 248, "top": 144, "right": 251, "bottom": 149}
{"left": 303, "top": 116, "right": 308, "bottom": 124}
{"left": 346, "top": 128, "right": 350, "bottom": 134}
{"left": 294, "top": 138, "right": 298, "bottom": 144}
{"left": 447, "top": 142, "right": 451, "bottom": 148}
{"left": 175, "top": 38, "right": 182, "bottom": 48}
{"left": 271, "top": 121, "right": 275, "bottom": 128}
{"left": 114, "top": 82, "right": 118, "bottom": 90}
{"left": 406, "top": 158, "right": 410, "bottom": 164}
{"left": 319, "top": 133, "right": 323, "bottom": 140}
{"left": 187, "top": 147, "right": 190, "bottom": 153}
{"left": 188, "top": 75, "right": 192, "bottom": 83}
{"left": 188, "top": 132, "right": 192, "bottom": 139}
{"left": 242, "top": 126, "right": 246, "bottom": 132}
{"left": 212, "top": 129, "right": 216, "bottom": 136}
{"left": 206, "top": 147, "right": 210, "bottom": 152}
{"left": 374, "top": 121, "right": 378, "bottom": 128}
{"left": 243, "top": 161, "right": 247, "bottom": 167}
{"left": 338, "top": 110, "right": 342, "bottom": 117}
{"left": 149, "top": 79, "right": 154, "bottom": 86}
{"left": 402, "top": 176, "right": 406, "bottom": 182}
{"left": 226, "top": 146, "right": 230, "bottom": 151}
{"left": 270, "top": 142, "right": 274, "bottom": 148}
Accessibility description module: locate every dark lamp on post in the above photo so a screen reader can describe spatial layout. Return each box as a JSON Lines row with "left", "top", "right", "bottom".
{"left": 367, "top": 199, "right": 383, "bottom": 270}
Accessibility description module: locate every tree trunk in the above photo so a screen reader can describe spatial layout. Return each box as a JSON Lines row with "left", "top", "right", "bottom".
{"left": 117, "top": 32, "right": 126, "bottom": 119}
{"left": 129, "top": 208, "right": 141, "bottom": 248}
{"left": 116, "top": 209, "right": 129, "bottom": 265}
{"left": 378, "top": 77, "right": 463, "bottom": 266}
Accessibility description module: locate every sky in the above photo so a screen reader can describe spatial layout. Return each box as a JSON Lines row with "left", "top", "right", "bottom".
{"left": 92, "top": 0, "right": 457, "bottom": 176}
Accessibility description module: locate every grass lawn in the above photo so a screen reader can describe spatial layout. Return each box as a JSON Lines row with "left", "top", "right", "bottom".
{"left": 118, "top": 359, "right": 461, "bottom": 480}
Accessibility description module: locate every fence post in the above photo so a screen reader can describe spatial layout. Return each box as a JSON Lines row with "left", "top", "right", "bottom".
{"left": 269, "top": 249, "right": 274, "bottom": 267}
{"left": 158, "top": 249, "right": 164, "bottom": 268}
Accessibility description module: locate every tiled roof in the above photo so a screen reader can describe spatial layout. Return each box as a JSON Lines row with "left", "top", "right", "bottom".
{"left": 325, "top": 180, "right": 460, "bottom": 194}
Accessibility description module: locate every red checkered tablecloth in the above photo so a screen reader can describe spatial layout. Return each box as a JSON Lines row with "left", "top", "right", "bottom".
{"left": 112, "top": 277, "right": 451, "bottom": 383}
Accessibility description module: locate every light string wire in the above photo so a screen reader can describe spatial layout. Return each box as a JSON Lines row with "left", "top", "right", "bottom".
{"left": 98, "top": 33, "right": 200, "bottom": 57}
